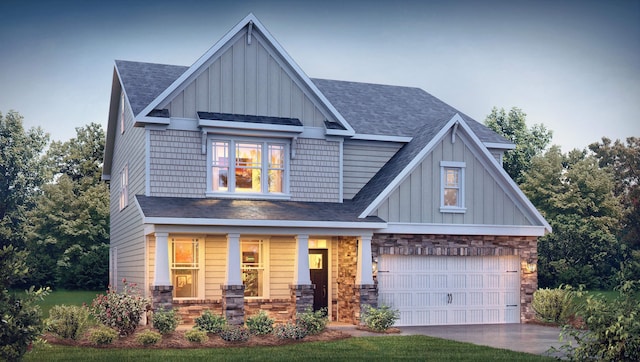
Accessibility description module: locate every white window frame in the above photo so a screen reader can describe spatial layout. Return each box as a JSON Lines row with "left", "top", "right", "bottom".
{"left": 207, "top": 137, "right": 290, "bottom": 199}
{"left": 440, "top": 161, "right": 466, "bottom": 213}
{"left": 119, "top": 164, "right": 128, "bottom": 210}
{"left": 241, "top": 238, "right": 270, "bottom": 299}
{"left": 170, "top": 236, "right": 205, "bottom": 300}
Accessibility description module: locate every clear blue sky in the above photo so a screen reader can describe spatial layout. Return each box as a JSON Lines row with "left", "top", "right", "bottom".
{"left": 0, "top": 0, "right": 638, "bottom": 151}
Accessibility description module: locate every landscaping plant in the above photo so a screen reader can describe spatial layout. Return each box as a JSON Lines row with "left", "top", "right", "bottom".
{"left": 219, "top": 325, "right": 250, "bottom": 342}
{"left": 296, "top": 307, "right": 327, "bottom": 335}
{"left": 87, "top": 326, "right": 118, "bottom": 346}
{"left": 246, "top": 310, "right": 274, "bottom": 335}
{"left": 531, "top": 285, "right": 578, "bottom": 324}
{"left": 46, "top": 304, "right": 91, "bottom": 340}
{"left": 90, "top": 279, "right": 150, "bottom": 336}
{"left": 184, "top": 329, "right": 209, "bottom": 343}
{"left": 273, "top": 322, "right": 307, "bottom": 340}
{"left": 151, "top": 308, "right": 181, "bottom": 334}
{"left": 135, "top": 330, "right": 162, "bottom": 346}
{"left": 362, "top": 304, "right": 400, "bottom": 332}
{"left": 194, "top": 309, "right": 227, "bottom": 334}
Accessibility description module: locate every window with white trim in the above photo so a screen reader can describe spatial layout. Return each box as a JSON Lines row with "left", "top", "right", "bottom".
{"left": 241, "top": 239, "right": 268, "bottom": 298}
{"left": 119, "top": 165, "right": 128, "bottom": 210}
{"left": 440, "top": 161, "right": 466, "bottom": 213}
{"left": 171, "top": 237, "right": 202, "bottom": 299}
{"left": 209, "top": 138, "right": 288, "bottom": 197}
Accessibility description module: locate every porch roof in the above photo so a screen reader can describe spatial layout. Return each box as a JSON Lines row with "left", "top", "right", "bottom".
{"left": 135, "top": 195, "right": 384, "bottom": 224}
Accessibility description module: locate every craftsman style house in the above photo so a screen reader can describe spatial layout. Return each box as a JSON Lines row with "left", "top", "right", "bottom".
{"left": 103, "top": 14, "right": 550, "bottom": 326}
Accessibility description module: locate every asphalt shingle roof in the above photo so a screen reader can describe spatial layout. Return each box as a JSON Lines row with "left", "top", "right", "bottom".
{"left": 197, "top": 112, "right": 303, "bottom": 127}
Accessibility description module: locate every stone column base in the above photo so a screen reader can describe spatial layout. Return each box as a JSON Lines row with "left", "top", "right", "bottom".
{"left": 150, "top": 285, "right": 173, "bottom": 311}
{"left": 221, "top": 285, "right": 245, "bottom": 325}
{"left": 354, "top": 284, "right": 377, "bottom": 325}
{"left": 290, "top": 284, "right": 314, "bottom": 315}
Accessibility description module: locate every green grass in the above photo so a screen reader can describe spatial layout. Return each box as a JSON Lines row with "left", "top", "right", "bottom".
{"left": 22, "top": 289, "right": 103, "bottom": 318}
{"left": 25, "top": 335, "right": 554, "bottom": 361}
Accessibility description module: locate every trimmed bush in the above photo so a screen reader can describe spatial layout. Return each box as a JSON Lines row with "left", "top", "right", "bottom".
{"left": 135, "top": 330, "right": 162, "bottom": 346}
{"left": 532, "top": 285, "right": 577, "bottom": 324}
{"left": 185, "top": 329, "right": 209, "bottom": 343}
{"left": 219, "top": 325, "right": 250, "bottom": 342}
{"left": 87, "top": 326, "right": 118, "bottom": 345}
{"left": 46, "top": 304, "right": 91, "bottom": 340}
{"left": 194, "top": 310, "right": 227, "bottom": 334}
{"left": 296, "top": 308, "right": 328, "bottom": 335}
{"left": 90, "top": 279, "right": 150, "bottom": 336}
{"left": 362, "top": 304, "right": 400, "bottom": 332}
{"left": 152, "top": 308, "right": 181, "bottom": 334}
{"left": 273, "top": 322, "right": 307, "bottom": 340}
{"left": 246, "top": 310, "right": 274, "bottom": 335}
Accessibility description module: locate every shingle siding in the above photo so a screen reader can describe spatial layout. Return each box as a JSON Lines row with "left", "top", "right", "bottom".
{"left": 290, "top": 138, "right": 340, "bottom": 202}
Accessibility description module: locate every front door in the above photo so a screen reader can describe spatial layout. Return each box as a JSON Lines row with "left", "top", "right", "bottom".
{"left": 309, "top": 249, "right": 328, "bottom": 311}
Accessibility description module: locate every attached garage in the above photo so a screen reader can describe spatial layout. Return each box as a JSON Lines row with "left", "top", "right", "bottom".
{"left": 377, "top": 255, "right": 521, "bottom": 326}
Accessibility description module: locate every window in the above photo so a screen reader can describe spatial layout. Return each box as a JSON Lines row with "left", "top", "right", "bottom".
{"left": 440, "top": 161, "right": 466, "bottom": 213}
{"left": 241, "top": 239, "right": 266, "bottom": 298}
{"left": 209, "top": 139, "right": 288, "bottom": 197}
{"left": 119, "top": 165, "right": 128, "bottom": 210}
{"left": 171, "top": 237, "right": 201, "bottom": 298}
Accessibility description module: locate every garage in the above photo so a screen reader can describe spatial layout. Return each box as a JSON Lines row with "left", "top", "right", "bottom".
{"left": 377, "top": 255, "right": 521, "bottom": 326}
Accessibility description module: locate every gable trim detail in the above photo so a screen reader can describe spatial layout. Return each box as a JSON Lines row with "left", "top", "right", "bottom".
{"left": 379, "top": 222, "right": 547, "bottom": 236}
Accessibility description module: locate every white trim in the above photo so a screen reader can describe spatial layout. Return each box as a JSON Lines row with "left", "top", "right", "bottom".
{"left": 358, "top": 114, "right": 464, "bottom": 218}
{"left": 134, "top": 116, "right": 170, "bottom": 127}
{"left": 338, "top": 139, "right": 344, "bottom": 202}
{"left": 379, "top": 222, "right": 547, "bottom": 236}
{"left": 351, "top": 134, "right": 412, "bottom": 143}
{"left": 198, "top": 119, "right": 304, "bottom": 134}
{"left": 484, "top": 142, "right": 516, "bottom": 150}
{"left": 145, "top": 129, "right": 151, "bottom": 196}
{"left": 143, "top": 217, "right": 386, "bottom": 229}
{"left": 144, "top": 224, "right": 384, "bottom": 237}
{"left": 440, "top": 161, "right": 466, "bottom": 212}
{"left": 440, "top": 161, "right": 466, "bottom": 168}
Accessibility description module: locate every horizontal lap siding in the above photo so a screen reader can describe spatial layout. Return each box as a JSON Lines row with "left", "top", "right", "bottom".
{"left": 149, "top": 130, "right": 207, "bottom": 197}
{"left": 290, "top": 138, "right": 341, "bottom": 202}
{"left": 343, "top": 140, "right": 403, "bottom": 199}
{"left": 205, "top": 235, "right": 226, "bottom": 300}
{"left": 269, "top": 237, "right": 295, "bottom": 299}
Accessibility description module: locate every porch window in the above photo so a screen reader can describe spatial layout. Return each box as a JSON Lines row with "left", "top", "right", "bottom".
{"left": 440, "top": 161, "right": 466, "bottom": 213}
{"left": 209, "top": 138, "right": 289, "bottom": 197}
{"left": 119, "top": 165, "right": 128, "bottom": 210}
{"left": 241, "top": 239, "right": 265, "bottom": 297}
{"left": 171, "top": 237, "right": 200, "bottom": 298}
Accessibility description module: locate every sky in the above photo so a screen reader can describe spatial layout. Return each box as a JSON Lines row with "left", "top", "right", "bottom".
{"left": 0, "top": 0, "right": 638, "bottom": 152}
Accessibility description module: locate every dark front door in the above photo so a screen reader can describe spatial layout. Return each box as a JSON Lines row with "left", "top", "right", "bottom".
{"left": 309, "top": 249, "right": 328, "bottom": 311}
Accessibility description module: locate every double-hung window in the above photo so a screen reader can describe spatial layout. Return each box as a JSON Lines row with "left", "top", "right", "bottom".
{"left": 171, "top": 237, "right": 202, "bottom": 299}
{"left": 241, "top": 239, "right": 267, "bottom": 298}
{"left": 440, "top": 161, "right": 466, "bottom": 213}
{"left": 209, "top": 138, "right": 288, "bottom": 197}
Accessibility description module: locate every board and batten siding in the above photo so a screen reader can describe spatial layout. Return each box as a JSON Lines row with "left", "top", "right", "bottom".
{"left": 375, "top": 129, "right": 533, "bottom": 226}
{"left": 149, "top": 129, "right": 207, "bottom": 198}
{"left": 290, "top": 138, "right": 341, "bottom": 202}
{"left": 343, "top": 140, "right": 403, "bottom": 199}
{"left": 160, "top": 28, "right": 333, "bottom": 128}
{"left": 110, "top": 90, "right": 147, "bottom": 290}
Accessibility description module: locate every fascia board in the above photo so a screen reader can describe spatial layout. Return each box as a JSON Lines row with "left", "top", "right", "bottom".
{"left": 380, "top": 223, "right": 547, "bottom": 236}
{"left": 134, "top": 116, "right": 170, "bottom": 127}
{"left": 351, "top": 134, "right": 412, "bottom": 143}
{"left": 103, "top": 68, "right": 122, "bottom": 178}
{"left": 358, "top": 114, "right": 463, "bottom": 218}
{"left": 198, "top": 119, "right": 303, "bottom": 134}
{"left": 484, "top": 142, "right": 516, "bottom": 150}
{"left": 142, "top": 216, "right": 386, "bottom": 229}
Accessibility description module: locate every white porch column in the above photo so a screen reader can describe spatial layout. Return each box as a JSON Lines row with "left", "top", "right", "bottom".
{"left": 355, "top": 235, "right": 374, "bottom": 285}
{"left": 153, "top": 232, "right": 171, "bottom": 286}
{"left": 293, "top": 234, "right": 311, "bottom": 285}
{"left": 225, "top": 233, "right": 242, "bottom": 285}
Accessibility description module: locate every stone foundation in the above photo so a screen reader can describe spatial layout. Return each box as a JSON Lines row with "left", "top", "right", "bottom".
{"left": 289, "top": 284, "right": 314, "bottom": 315}
{"left": 221, "top": 285, "right": 245, "bottom": 325}
{"left": 172, "top": 299, "right": 222, "bottom": 324}
{"left": 337, "top": 237, "right": 357, "bottom": 324}
{"left": 355, "top": 284, "right": 377, "bottom": 325}
{"left": 246, "top": 298, "right": 295, "bottom": 323}
{"left": 150, "top": 285, "right": 173, "bottom": 311}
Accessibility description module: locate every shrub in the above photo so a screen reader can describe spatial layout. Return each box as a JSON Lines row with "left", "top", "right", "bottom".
{"left": 87, "top": 326, "right": 118, "bottom": 345}
{"left": 185, "top": 329, "right": 209, "bottom": 343}
{"left": 46, "top": 304, "right": 90, "bottom": 340}
{"left": 194, "top": 310, "right": 227, "bottom": 334}
{"left": 219, "top": 325, "right": 250, "bottom": 342}
{"left": 0, "top": 285, "right": 49, "bottom": 362}
{"left": 273, "top": 322, "right": 307, "bottom": 340}
{"left": 152, "top": 308, "right": 181, "bottom": 335}
{"left": 362, "top": 304, "right": 400, "bottom": 332}
{"left": 532, "top": 285, "right": 577, "bottom": 324}
{"left": 296, "top": 307, "right": 328, "bottom": 335}
{"left": 135, "top": 330, "right": 162, "bottom": 346}
{"left": 558, "top": 281, "right": 640, "bottom": 361}
{"left": 90, "top": 279, "right": 150, "bottom": 336}
{"left": 246, "top": 310, "right": 274, "bottom": 335}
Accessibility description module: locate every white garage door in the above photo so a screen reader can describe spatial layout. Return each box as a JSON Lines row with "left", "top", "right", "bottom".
{"left": 378, "top": 255, "right": 520, "bottom": 326}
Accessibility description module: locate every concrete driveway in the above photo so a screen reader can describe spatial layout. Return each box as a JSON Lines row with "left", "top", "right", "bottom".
{"left": 397, "top": 324, "right": 568, "bottom": 357}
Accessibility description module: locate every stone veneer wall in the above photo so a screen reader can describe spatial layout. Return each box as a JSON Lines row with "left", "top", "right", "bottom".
{"left": 372, "top": 234, "right": 538, "bottom": 323}
{"left": 337, "top": 237, "right": 358, "bottom": 324}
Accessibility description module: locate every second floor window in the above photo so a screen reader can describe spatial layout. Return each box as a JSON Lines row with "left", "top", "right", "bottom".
{"left": 210, "top": 139, "right": 288, "bottom": 196}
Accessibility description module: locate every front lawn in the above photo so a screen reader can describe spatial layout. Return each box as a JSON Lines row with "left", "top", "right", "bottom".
{"left": 25, "top": 335, "right": 554, "bottom": 361}
{"left": 36, "top": 289, "right": 103, "bottom": 318}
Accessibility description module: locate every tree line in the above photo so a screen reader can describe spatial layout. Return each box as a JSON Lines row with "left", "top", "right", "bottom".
{"left": 1, "top": 110, "right": 109, "bottom": 290}
{"left": 485, "top": 107, "right": 639, "bottom": 289}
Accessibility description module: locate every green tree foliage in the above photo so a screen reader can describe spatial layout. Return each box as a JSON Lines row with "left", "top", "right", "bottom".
{"left": 484, "top": 107, "right": 552, "bottom": 184}
{"left": 521, "top": 146, "right": 624, "bottom": 289}
{"left": 589, "top": 137, "right": 640, "bottom": 248}
{"left": 0, "top": 111, "right": 49, "bottom": 249}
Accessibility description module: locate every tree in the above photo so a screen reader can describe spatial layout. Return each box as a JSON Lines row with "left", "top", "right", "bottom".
{"left": 484, "top": 107, "right": 552, "bottom": 184}
{"left": 521, "top": 146, "right": 624, "bottom": 289}
{"left": 589, "top": 137, "right": 640, "bottom": 248}
{"left": 0, "top": 111, "right": 49, "bottom": 249}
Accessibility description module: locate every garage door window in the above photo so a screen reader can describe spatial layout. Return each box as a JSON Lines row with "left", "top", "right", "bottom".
{"left": 440, "top": 161, "right": 466, "bottom": 213}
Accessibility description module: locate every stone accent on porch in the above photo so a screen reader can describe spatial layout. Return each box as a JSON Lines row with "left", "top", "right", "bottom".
{"left": 290, "top": 284, "right": 314, "bottom": 314}
{"left": 221, "top": 285, "right": 245, "bottom": 325}
{"left": 355, "top": 284, "right": 377, "bottom": 325}
{"left": 337, "top": 237, "right": 357, "bottom": 324}
{"left": 150, "top": 285, "right": 173, "bottom": 311}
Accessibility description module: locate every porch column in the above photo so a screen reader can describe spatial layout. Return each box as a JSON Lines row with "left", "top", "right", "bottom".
{"left": 222, "top": 233, "right": 244, "bottom": 325}
{"left": 290, "top": 234, "right": 314, "bottom": 314}
{"left": 355, "top": 234, "right": 377, "bottom": 324}
{"left": 151, "top": 232, "right": 173, "bottom": 311}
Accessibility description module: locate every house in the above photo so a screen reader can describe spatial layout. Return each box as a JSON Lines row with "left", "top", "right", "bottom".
{"left": 102, "top": 14, "right": 551, "bottom": 327}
